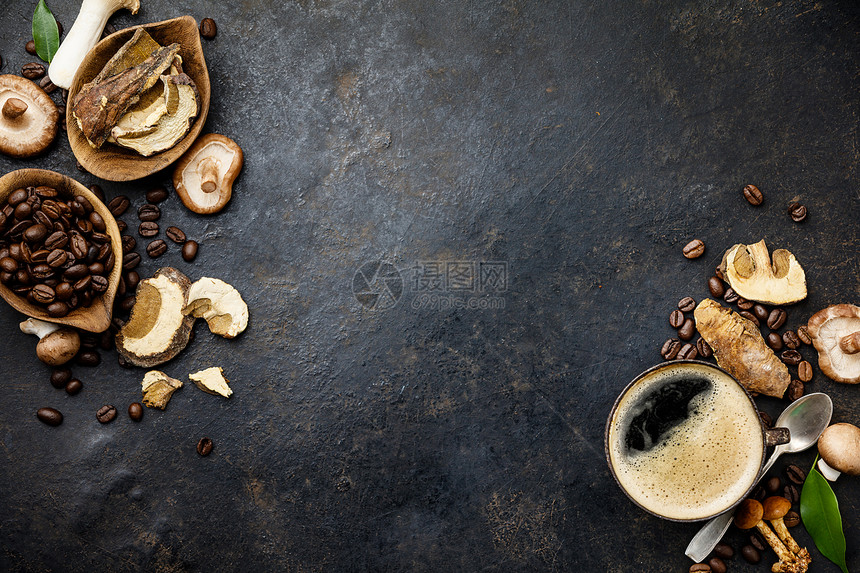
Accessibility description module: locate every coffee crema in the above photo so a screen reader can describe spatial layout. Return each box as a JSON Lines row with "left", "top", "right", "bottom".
{"left": 607, "top": 363, "right": 763, "bottom": 521}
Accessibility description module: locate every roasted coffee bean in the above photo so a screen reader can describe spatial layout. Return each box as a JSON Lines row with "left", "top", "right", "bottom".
{"left": 30, "top": 284, "right": 55, "bottom": 304}
{"left": 696, "top": 338, "right": 712, "bottom": 358}
{"left": 0, "top": 256, "right": 17, "bottom": 272}
{"left": 44, "top": 230, "right": 68, "bottom": 250}
{"left": 788, "top": 202, "right": 807, "bottom": 222}
{"left": 138, "top": 204, "right": 161, "bottom": 222}
{"left": 677, "top": 343, "right": 698, "bottom": 360}
{"left": 65, "top": 378, "right": 82, "bottom": 395}
{"left": 707, "top": 558, "right": 726, "bottom": 573}
{"left": 146, "top": 239, "right": 167, "bottom": 258}
{"left": 749, "top": 531, "right": 766, "bottom": 551}
{"left": 197, "top": 437, "right": 213, "bottom": 456}
{"left": 39, "top": 75, "right": 56, "bottom": 94}
{"left": 669, "top": 309, "right": 685, "bottom": 328}
{"left": 689, "top": 565, "right": 710, "bottom": 573}
{"left": 47, "top": 301, "right": 69, "bottom": 317}
{"left": 128, "top": 402, "right": 144, "bottom": 421}
{"left": 683, "top": 239, "right": 705, "bottom": 259}
{"left": 8, "top": 188, "right": 28, "bottom": 206}
{"left": 738, "top": 310, "right": 759, "bottom": 327}
{"left": 782, "top": 330, "right": 800, "bottom": 349}
{"left": 125, "top": 270, "right": 140, "bottom": 290}
{"left": 766, "top": 332, "right": 784, "bottom": 351}
{"left": 759, "top": 411, "right": 773, "bottom": 429}
{"left": 784, "top": 483, "right": 800, "bottom": 505}
{"left": 55, "top": 281, "right": 73, "bottom": 300}
{"left": 108, "top": 195, "right": 130, "bottom": 216}
{"left": 741, "top": 545, "right": 761, "bottom": 564}
{"left": 723, "top": 288, "right": 739, "bottom": 304}
{"left": 713, "top": 543, "right": 734, "bottom": 560}
{"left": 121, "top": 235, "right": 136, "bottom": 253}
{"left": 36, "top": 407, "right": 63, "bottom": 426}
{"left": 145, "top": 186, "right": 169, "bottom": 203}
{"left": 765, "top": 476, "right": 782, "bottom": 494}
{"left": 50, "top": 367, "right": 71, "bottom": 389}
{"left": 76, "top": 350, "right": 101, "bottom": 367}
{"left": 91, "top": 274, "right": 108, "bottom": 293}
{"left": 46, "top": 249, "right": 67, "bottom": 268}
{"left": 678, "top": 318, "right": 695, "bottom": 341}
{"left": 96, "top": 404, "right": 117, "bottom": 424}
{"left": 25, "top": 40, "right": 37, "bottom": 55}
{"left": 661, "top": 338, "right": 681, "bottom": 360}
{"left": 99, "top": 330, "right": 113, "bottom": 351}
{"left": 122, "top": 252, "right": 141, "bottom": 271}
{"left": 89, "top": 212, "right": 106, "bottom": 232}
{"left": 32, "top": 210, "right": 52, "bottom": 229}
{"left": 678, "top": 296, "right": 696, "bottom": 313}
{"left": 797, "top": 360, "right": 812, "bottom": 382}
{"left": 14, "top": 202, "right": 33, "bottom": 220}
{"left": 75, "top": 218, "right": 93, "bottom": 234}
{"left": 181, "top": 240, "right": 198, "bottom": 262}
{"left": 119, "top": 296, "right": 136, "bottom": 312}
{"left": 767, "top": 308, "right": 787, "bottom": 330}
{"left": 784, "top": 510, "right": 800, "bottom": 528}
{"left": 96, "top": 243, "right": 111, "bottom": 262}
{"left": 73, "top": 275, "right": 92, "bottom": 293}
{"left": 737, "top": 297, "right": 754, "bottom": 311}
{"left": 709, "top": 275, "right": 727, "bottom": 298}
{"left": 75, "top": 195, "right": 93, "bottom": 214}
{"left": 139, "top": 221, "right": 159, "bottom": 237}
{"left": 743, "top": 184, "right": 764, "bottom": 206}
{"left": 116, "top": 219, "right": 127, "bottom": 232}
{"left": 118, "top": 353, "right": 133, "bottom": 369}
{"left": 32, "top": 263, "right": 53, "bottom": 280}
{"left": 69, "top": 231, "right": 88, "bottom": 259}
{"left": 199, "top": 17, "right": 218, "bottom": 39}
{"left": 781, "top": 349, "right": 802, "bottom": 366}
{"left": 88, "top": 184, "right": 105, "bottom": 202}
{"left": 786, "top": 464, "right": 807, "bottom": 485}
{"left": 797, "top": 325, "right": 812, "bottom": 345}
{"left": 166, "top": 226, "right": 186, "bottom": 244}
{"left": 21, "top": 62, "right": 46, "bottom": 79}
{"left": 787, "top": 379, "right": 804, "bottom": 401}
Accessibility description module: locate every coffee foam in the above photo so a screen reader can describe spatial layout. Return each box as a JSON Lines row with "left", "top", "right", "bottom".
{"left": 608, "top": 363, "right": 763, "bottom": 521}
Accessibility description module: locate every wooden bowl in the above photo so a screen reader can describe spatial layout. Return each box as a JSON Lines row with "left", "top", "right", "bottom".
{"left": 0, "top": 169, "right": 123, "bottom": 332}
{"left": 66, "top": 16, "right": 211, "bottom": 182}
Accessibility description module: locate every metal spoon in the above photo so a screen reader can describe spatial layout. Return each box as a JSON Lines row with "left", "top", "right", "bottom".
{"left": 685, "top": 392, "right": 833, "bottom": 562}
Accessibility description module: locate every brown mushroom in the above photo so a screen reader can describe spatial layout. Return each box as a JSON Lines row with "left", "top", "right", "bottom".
{"left": 19, "top": 318, "right": 81, "bottom": 366}
{"left": 807, "top": 304, "right": 860, "bottom": 384}
{"left": 0, "top": 74, "right": 59, "bottom": 158}
{"left": 817, "top": 423, "right": 860, "bottom": 481}
{"left": 734, "top": 499, "right": 798, "bottom": 571}
{"left": 173, "top": 134, "right": 243, "bottom": 214}
{"left": 763, "top": 496, "right": 811, "bottom": 571}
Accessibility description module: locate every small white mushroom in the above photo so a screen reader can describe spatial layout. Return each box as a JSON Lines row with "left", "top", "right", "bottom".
{"left": 173, "top": 134, "right": 243, "bottom": 214}
{"left": 817, "top": 423, "right": 860, "bottom": 481}
{"left": 19, "top": 318, "right": 81, "bottom": 366}
{"left": 47, "top": 0, "right": 141, "bottom": 90}
{"left": 0, "top": 75, "right": 59, "bottom": 158}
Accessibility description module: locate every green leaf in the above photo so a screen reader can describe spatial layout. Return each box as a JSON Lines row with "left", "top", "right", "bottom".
{"left": 32, "top": 0, "right": 59, "bottom": 63}
{"left": 800, "top": 460, "right": 849, "bottom": 573}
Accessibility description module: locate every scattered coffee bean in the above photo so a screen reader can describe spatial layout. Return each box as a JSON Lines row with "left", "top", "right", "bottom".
{"left": 96, "top": 404, "right": 117, "bottom": 423}
{"left": 752, "top": 304, "right": 769, "bottom": 322}
{"left": 797, "top": 360, "right": 812, "bottom": 382}
{"left": 21, "top": 62, "right": 46, "bottom": 79}
{"left": 707, "top": 276, "right": 725, "bottom": 298}
{"left": 199, "top": 17, "right": 218, "bottom": 40}
{"left": 166, "top": 226, "right": 186, "bottom": 244}
{"left": 116, "top": 219, "right": 127, "bottom": 232}
{"left": 146, "top": 239, "right": 167, "bottom": 258}
{"left": 788, "top": 202, "right": 807, "bottom": 222}
{"left": 787, "top": 379, "right": 804, "bottom": 401}
{"left": 108, "top": 195, "right": 130, "bottom": 216}
{"left": 25, "top": 40, "right": 37, "bottom": 55}
{"left": 683, "top": 239, "right": 705, "bottom": 259}
{"left": 50, "top": 367, "right": 71, "bottom": 389}
{"left": 707, "top": 557, "right": 726, "bottom": 573}
{"left": 766, "top": 332, "right": 784, "bottom": 351}
{"left": 121, "top": 234, "right": 136, "bottom": 253}
{"left": 781, "top": 349, "right": 802, "bottom": 366}
{"left": 741, "top": 545, "right": 761, "bottom": 564}
{"left": 128, "top": 402, "right": 143, "bottom": 422}
{"left": 678, "top": 318, "right": 695, "bottom": 341}
{"left": 181, "top": 240, "right": 198, "bottom": 262}
{"left": 669, "top": 309, "right": 685, "bottom": 328}
{"left": 786, "top": 464, "right": 807, "bottom": 485}
{"left": 76, "top": 350, "right": 101, "bottom": 367}
{"left": 661, "top": 338, "right": 681, "bottom": 360}
{"left": 749, "top": 532, "right": 766, "bottom": 551}
{"left": 137, "top": 204, "right": 161, "bottom": 222}
{"left": 65, "top": 378, "right": 82, "bottom": 395}
{"left": 796, "top": 325, "right": 812, "bottom": 345}
{"left": 782, "top": 330, "right": 800, "bottom": 349}
{"left": 713, "top": 543, "right": 734, "bottom": 560}
{"left": 751, "top": 484, "right": 767, "bottom": 501}
{"left": 677, "top": 343, "right": 698, "bottom": 360}
{"left": 767, "top": 308, "right": 787, "bottom": 330}
{"left": 743, "top": 184, "right": 764, "bottom": 206}
{"left": 765, "top": 476, "right": 782, "bottom": 494}
{"left": 723, "top": 288, "right": 739, "bottom": 304}
{"left": 122, "top": 252, "right": 141, "bottom": 270}
{"left": 784, "top": 510, "right": 800, "bottom": 528}
{"left": 88, "top": 184, "right": 105, "bottom": 202}
{"left": 696, "top": 338, "right": 712, "bottom": 358}
{"left": 197, "top": 437, "right": 213, "bottom": 456}
{"left": 36, "top": 407, "right": 63, "bottom": 426}
{"left": 784, "top": 483, "right": 800, "bottom": 505}
{"left": 738, "top": 310, "right": 759, "bottom": 327}
{"left": 119, "top": 295, "right": 136, "bottom": 312}
{"left": 737, "top": 297, "right": 753, "bottom": 311}
{"left": 145, "top": 186, "right": 169, "bottom": 203}
{"left": 125, "top": 270, "right": 140, "bottom": 290}
{"left": 139, "top": 221, "right": 159, "bottom": 237}
{"left": 759, "top": 411, "right": 772, "bottom": 429}
{"left": 39, "top": 75, "right": 56, "bottom": 94}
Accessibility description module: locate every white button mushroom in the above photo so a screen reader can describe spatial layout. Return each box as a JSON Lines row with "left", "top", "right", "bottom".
{"left": 817, "top": 423, "right": 860, "bottom": 481}
{"left": 19, "top": 318, "right": 81, "bottom": 366}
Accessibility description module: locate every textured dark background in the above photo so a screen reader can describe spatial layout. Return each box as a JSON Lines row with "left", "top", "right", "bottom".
{"left": 1, "top": 1, "right": 859, "bottom": 571}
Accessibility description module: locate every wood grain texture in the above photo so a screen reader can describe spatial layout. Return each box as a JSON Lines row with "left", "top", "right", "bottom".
{"left": 66, "top": 16, "right": 211, "bottom": 182}
{"left": 0, "top": 169, "right": 122, "bottom": 332}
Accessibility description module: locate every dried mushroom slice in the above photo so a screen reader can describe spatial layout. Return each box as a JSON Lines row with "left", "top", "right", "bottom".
{"left": 719, "top": 239, "right": 806, "bottom": 305}
{"left": 183, "top": 277, "right": 248, "bottom": 339}
{"left": 694, "top": 298, "right": 791, "bottom": 398}
{"left": 142, "top": 370, "right": 183, "bottom": 409}
{"left": 190, "top": 366, "right": 233, "bottom": 398}
{"left": 116, "top": 267, "right": 194, "bottom": 367}
{"left": 109, "top": 77, "right": 170, "bottom": 140}
{"left": 91, "top": 28, "right": 162, "bottom": 85}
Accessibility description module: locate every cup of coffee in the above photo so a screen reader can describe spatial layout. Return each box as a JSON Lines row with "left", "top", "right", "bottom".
{"left": 605, "top": 360, "right": 789, "bottom": 521}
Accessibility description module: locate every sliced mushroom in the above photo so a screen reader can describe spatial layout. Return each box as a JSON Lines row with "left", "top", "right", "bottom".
{"left": 19, "top": 318, "right": 80, "bottom": 366}
{"left": 734, "top": 499, "right": 798, "bottom": 572}
{"left": 141, "top": 369, "right": 183, "bottom": 409}
{"left": 719, "top": 240, "right": 807, "bottom": 305}
{"left": 189, "top": 366, "right": 233, "bottom": 397}
{"left": 807, "top": 304, "right": 860, "bottom": 384}
{"left": 173, "top": 134, "right": 243, "bottom": 214}
{"left": 182, "top": 277, "right": 248, "bottom": 338}
{"left": 763, "top": 496, "right": 811, "bottom": 571}
{"left": 817, "top": 423, "right": 860, "bottom": 481}
{"left": 0, "top": 75, "right": 59, "bottom": 158}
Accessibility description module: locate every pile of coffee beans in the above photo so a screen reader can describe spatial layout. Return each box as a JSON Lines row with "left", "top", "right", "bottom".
{"left": 0, "top": 185, "right": 114, "bottom": 318}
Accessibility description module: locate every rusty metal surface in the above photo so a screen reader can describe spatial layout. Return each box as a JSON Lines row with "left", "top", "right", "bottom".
{"left": 1, "top": 0, "right": 859, "bottom": 571}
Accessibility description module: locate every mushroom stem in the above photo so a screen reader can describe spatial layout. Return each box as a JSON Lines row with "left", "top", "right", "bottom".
{"left": 839, "top": 331, "right": 860, "bottom": 354}
{"left": 2, "top": 98, "right": 28, "bottom": 119}
{"left": 20, "top": 317, "right": 62, "bottom": 339}
{"left": 755, "top": 521, "right": 795, "bottom": 565}
{"left": 817, "top": 458, "right": 842, "bottom": 481}
{"left": 198, "top": 156, "right": 220, "bottom": 193}
{"left": 770, "top": 517, "right": 802, "bottom": 555}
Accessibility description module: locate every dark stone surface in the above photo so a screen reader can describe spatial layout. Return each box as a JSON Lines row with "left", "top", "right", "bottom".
{"left": 1, "top": 0, "right": 859, "bottom": 571}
